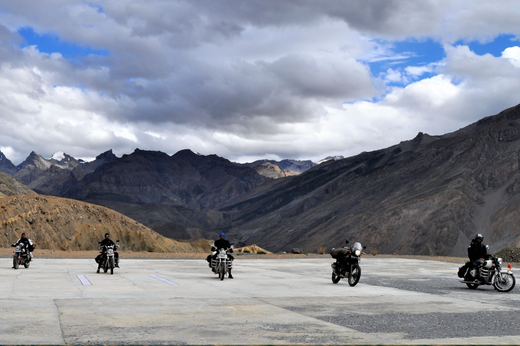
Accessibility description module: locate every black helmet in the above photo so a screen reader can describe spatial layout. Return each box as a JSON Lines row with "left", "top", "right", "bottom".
{"left": 474, "top": 233, "right": 483, "bottom": 241}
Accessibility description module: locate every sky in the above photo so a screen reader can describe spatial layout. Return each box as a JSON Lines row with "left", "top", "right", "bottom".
{"left": 1, "top": 1, "right": 520, "bottom": 165}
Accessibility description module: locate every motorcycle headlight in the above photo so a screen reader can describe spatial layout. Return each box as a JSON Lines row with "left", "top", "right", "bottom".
{"left": 498, "top": 258, "right": 503, "bottom": 265}
{"left": 355, "top": 250, "right": 361, "bottom": 256}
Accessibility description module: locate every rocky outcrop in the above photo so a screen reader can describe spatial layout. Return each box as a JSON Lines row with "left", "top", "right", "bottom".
{"left": 246, "top": 159, "right": 316, "bottom": 178}
{"left": 249, "top": 161, "right": 286, "bottom": 179}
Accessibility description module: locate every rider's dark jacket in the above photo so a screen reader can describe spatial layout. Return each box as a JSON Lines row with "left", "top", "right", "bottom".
{"left": 100, "top": 238, "right": 116, "bottom": 247}
{"left": 467, "top": 241, "right": 489, "bottom": 261}
{"left": 13, "top": 237, "right": 33, "bottom": 250}
{"left": 214, "top": 238, "right": 231, "bottom": 250}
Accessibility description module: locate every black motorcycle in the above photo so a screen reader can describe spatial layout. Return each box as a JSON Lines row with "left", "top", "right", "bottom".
{"left": 330, "top": 240, "right": 365, "bottom": 286}
{"left": 11, "top": 242, "right": 32, "bottom": 269}
{"left": 458, "top": 254, "right": 515, "bottom": 292}
{"left": 96, "top": 241, "right": 119, "bottom": 275}
{"left": 209, "top": 244, "right": 234, "bottom": 280}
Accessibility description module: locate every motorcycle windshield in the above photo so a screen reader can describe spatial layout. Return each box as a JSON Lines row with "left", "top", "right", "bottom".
{"left": 352, "top": 242, "right": 362, "bottom": 252}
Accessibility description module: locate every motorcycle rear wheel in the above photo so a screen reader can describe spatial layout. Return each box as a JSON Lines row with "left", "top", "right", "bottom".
{"left": 348, "top": 265, "right": 361, "bottom": 286}
{"left": 331, "top": 272, "right": 341, "bottom": 284}
{"left": 494, "top": 273, "right": 515, "bottom": 292}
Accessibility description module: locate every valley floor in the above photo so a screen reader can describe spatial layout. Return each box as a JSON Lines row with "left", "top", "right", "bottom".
{"left": 1, "top": 257, "right": 519, "bottom": 344}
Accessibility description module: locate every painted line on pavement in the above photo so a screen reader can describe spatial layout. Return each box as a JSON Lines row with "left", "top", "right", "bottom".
{"left": 150, "top": 275, "right": 179, "bottom": 285}
{"left": 77, "top": 275, "right": 92, "bottom": 286}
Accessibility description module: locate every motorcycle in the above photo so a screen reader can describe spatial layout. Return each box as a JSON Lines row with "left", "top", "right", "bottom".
{"left": 11, "top": 243, "right": 32, "bottom": 269}
{"left": 210, "top": 244, "right": 234, "bottom": 280}
{"left": 330, "top": 240, "right": 365, "bottom": 286}
{"left": 458, "top": 254, "right": 515, "bottom": 292}
{"left": 96, "top": 241, "right": 119, "bottom": 275}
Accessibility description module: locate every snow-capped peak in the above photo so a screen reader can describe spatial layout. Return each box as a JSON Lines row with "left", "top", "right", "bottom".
{"left": 318, "top": 155, "right": 344, "bottom": 164}
{"left": 51, "top": 151, "right": 66, "bottom": 161}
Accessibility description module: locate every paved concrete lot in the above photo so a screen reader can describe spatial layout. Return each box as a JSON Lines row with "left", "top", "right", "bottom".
{"left": 0, "top": 256, "right": 519, "bottom": 345}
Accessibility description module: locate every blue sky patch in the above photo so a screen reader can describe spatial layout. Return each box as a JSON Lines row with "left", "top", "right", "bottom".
{"left": 462, "top": 34, "right": 520, "bottom": 57}
{"left": 18, "top": 27, "right": 108, "bottom": 58}
{"left": 367, "top": 38, "right": 445, "bottom": 86}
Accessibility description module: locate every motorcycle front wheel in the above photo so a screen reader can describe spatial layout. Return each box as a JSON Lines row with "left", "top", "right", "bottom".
{"left": 348, "top": 265, "right": 361, "bottom": 286}
{"left": 110, "top": 257, "right": 114, "bottom": 275}
{"left": 24, "top": 261, "right": 30, "bottom": 268}
{"left": 219, "top": 262, "right": 226, "bottom": 280}
{"left": 331, "top": 272, "right": 341, "bottom": 284}
{"left": 494, "top": 273, "right": 516, "bottom": 292}
{"left": 13, "top": 255, "right": 19, "bottom": 269}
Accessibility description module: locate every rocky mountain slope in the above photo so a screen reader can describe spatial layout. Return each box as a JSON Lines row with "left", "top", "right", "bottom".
{"left": 220, "top": 104, "right": 520, "bottom": 256}
{"left": 0, "top": 172, "right": 34, "bottom": 197}
{"left": 0, "top": 173, "right": 208, "bottom": 252}
{"left": 62, "top": 149, "right": 267, "bottom": 239}
{"left": 0, "top": 152, "right": 17, "bottom": 175}
{"left": 13, "top": 150, "right": 118, "bottom": 196}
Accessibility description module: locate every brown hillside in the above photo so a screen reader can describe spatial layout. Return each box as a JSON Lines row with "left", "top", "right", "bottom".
{"left": 0, "top": 193, "right": 210, "bottom": 253}
{"left": 234, "top": 244, "right": 271, "bottom": 254}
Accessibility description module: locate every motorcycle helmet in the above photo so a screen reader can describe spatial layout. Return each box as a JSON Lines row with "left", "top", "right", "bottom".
{"left": 220, "top": 233, "right": 225, "bottom": 237}
{"left": 474, "top": 233, "right": 483, "bottom": 242}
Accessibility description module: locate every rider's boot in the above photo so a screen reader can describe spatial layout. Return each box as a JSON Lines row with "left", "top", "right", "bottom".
{"left": 228, "top": 270, "right": 233, "bottom": 279}
{"left": 473, "top": 267, "right": 481, "bottom": 282}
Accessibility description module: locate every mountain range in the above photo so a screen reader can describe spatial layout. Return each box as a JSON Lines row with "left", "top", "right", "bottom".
{"left": 2, "top": 103, "right": 520, "bottom": 256}
{"left": 1, "top": 149, "right": 318, "bottom": 242}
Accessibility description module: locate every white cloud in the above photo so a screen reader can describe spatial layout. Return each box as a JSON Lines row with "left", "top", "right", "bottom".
{"left": 1, "top": 1, "right": 520, "bottom": 165}
{"left": 405, "top": 65, "right": 431, "bottom": 77}
{"left": 502, "top": 46, "right": 520, "bottom": 68}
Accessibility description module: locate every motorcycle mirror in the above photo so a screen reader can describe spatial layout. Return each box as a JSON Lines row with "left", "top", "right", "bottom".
{"left": 345, "top": 240, "right": 349, "bottom": 244}
{"left": 363, "top": 246, "right": 367, "bottom": 249}
{"left": 116, "top": 240, "right": 120, "bottom": 242}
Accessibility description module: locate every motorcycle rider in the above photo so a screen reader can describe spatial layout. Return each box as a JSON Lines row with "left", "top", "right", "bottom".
{"left": 11, "top": 233, "right": 35, "bottom": 268}
{"left": 98, "top": 233, "right": 119, "bottom": 267}
{"left": 212, "top": 233, "right": 234, "bottom": 279}
{"left": 467, "top": 233, "right": 489, "bottom": 282}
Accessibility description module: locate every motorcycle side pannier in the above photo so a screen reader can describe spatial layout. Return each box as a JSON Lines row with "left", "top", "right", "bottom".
{"left": 330, "top": 248, "right": 349, "bottom": 259}
{"left": 458, "top": 262, "right": 470, "bottom": 278}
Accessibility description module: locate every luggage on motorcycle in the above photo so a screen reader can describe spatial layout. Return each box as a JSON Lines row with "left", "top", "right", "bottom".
{"left": 330, "top": 248, "right": 349, "bottom": 259}
{"left": 458, "top": 262, "right": 470, "bottom": 278}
